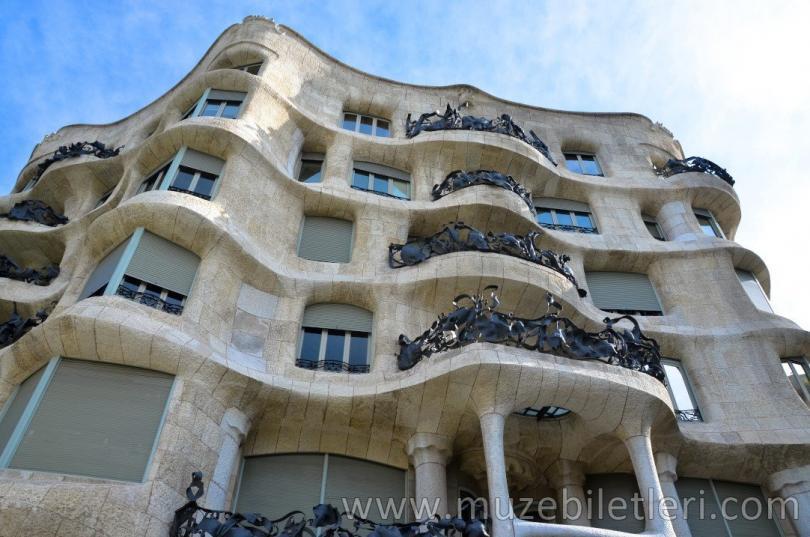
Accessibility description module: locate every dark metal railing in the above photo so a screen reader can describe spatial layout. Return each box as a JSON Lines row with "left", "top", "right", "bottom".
{"left": 0, "top": 254, "right": 59, "bottom": 285}
{"left": 295, "top": 358, "right": 370, "bottom": 374}
{"left": 654, "top": 156, "right": 734, "bottom": 187}
{"left": 168, "top": 186, "right": 212, "bottom": 201}
{"left": 675, "top": 409, "right": 703, "bottom": 422}
{"left": 116, "top": 285, "right": 184, "bottom": 315}
{"left": 432, "top": 170, "right": 535, "bottom": 213}
{"left": 23, "top": 140, "right": 122, "bottom": 190}
{"left": 538, "top": 223, "right": 598, "bottom": 234}
{"left": 0, "top": 305, "right": 50, "bottom": 349}
{"left": 1, "top": 200, "right": 68, "bottom": 227}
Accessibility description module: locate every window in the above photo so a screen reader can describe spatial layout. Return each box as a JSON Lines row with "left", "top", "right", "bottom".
{"left": 342, "top": 112, "right": 390, "bottom": 137}
{"left": 662, "top": 359, "right": 702, "bottom": 421}
{"left": 352, "top": 162, "right": 411, "bottom": 200}
{"left": 586, "top": 271, "right": 663, "bottom": 316}
{"left": 694, "top": 208, "right": 724, "bottom": 238}
{"left": 237, "top": 454, "right": 406, "bottom": 523}
{"left": 80, "top": 230, "right": 200, "bottom": 315}
{"left": 534, "top": 197, "right": 598, "bottom": 233}
{"left": 94, "top": 189, "right": 113, "bottom": 209}
{"left": 736, "top": 270, "right": 773, "bottom": 313}
{"left": 138, "top": 163, "right": 171, "bottom": 194}
{"left": 782, "top": 357, "right": 810, "bottom": 405}
{"left": 677, "top": 478, "right": 783, "bottom": 537}
{"left": 297, "top": 303, "right": 372, "bottom": 373}
{"left": 21, "top": 177, "right": 37, "bottom": 192}
{"left": 138, "top": 149, "right": 224, "bottom": 200}
{"left": 298, "top": 216, "right": 354, "bottom": 263}
{"left": 297, "top": 153, "right": 324, "bottom": 184}
{"left": 234, "top": 62, "right": 262, "bottom": 75}
{"left": 515, "top": 406, "right": 571, "bottom": 420}
{"left": 643, "top": 215, "right": 666, "bottom": 241}
{"left": 184, "top": 89, "right": 247, "bottom": 120}
{"left": 564, "top": 152, "right": 603, "bottom": 176}
{"left": 586, "top": 474, "right": 644, "bottom": 532}
{"left": 0, "top": 358, "right": 173, "bottom": 482}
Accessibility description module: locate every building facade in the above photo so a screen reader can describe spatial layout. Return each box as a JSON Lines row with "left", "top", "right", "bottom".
{"left": 0, "top": 15, "right": 808, "bottom": 537}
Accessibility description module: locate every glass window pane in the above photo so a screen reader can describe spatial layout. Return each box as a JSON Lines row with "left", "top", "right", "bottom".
{"left": 536, "top": 209, "right": 554, "bottom": 225}
{"left": 164, "top": 291, "right": 184, "bottom": 308}
{"left": 696, "top": 215, "right": 718, "bottom": 237}
{"left": 324, "top": 330, "right": 345, "bottom": 362}
{"left": 663, "top": 363, "right": 696, "bottom": 411}
{"left": 348, "top": 332, "right": 369, "bottom": 366}
{"left": 221, "top": 102, "right": 241, "bottom": 119}
{"left": 352, "top": 170, "right": 369, "bottom": 190}
{"left": 172, "top": 168, "right": 195, "bottom": 191}
{"left": 375, "top": 120, "right": 390, "bottom": 137}
{"left": 342, "top": 114, "right": 357, "bottom": 131}
{"left": 194, "top": 174, "right": 216, "bottom": 199}
{"left": 201, "top": 101, "right": 221, "bottom": 117}
{"left": 564, "top": 153, "right": 581, "bottom": 173}
{"left": 574, "top": 212, "right": 593, "bottom": 229}
{"left": 299, "top": 160, "right": 322, "bottom": 183}
{"left": 359, "top": 116, "right": 374, "bottom": 135}
{"left": 299, "top": 328, "right": 322, "bottom": 361}
{"left": 245, "top": 63, "right": 261, "bottom": 75}
{"left": 373, "top": 175, "right": 388, "bottom": 194}
{"left": 580, "top": 155, "right": 602, "bottom": 176}
{"left": 556, "top": 212, "right": 574, "bottom": 226}
{"left": 391, "top": 179, "right": 410, "bottom": 199}
{"left": 645, "top": 221, "right": 663, "bottom": 240}
{"left": 119, "top": 276, "right": 141, "bottom": 295}
{"left": 143, "top": 283, "right": 162, "bottom": 301}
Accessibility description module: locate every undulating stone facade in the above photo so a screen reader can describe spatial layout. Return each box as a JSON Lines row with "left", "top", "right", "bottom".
{"left": 0, "top": 15, "right": 808, "bottom": 537}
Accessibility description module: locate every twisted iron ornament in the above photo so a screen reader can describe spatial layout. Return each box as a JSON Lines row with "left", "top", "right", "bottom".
{"left": 0, "top": 303, "right": 50, "bottom": 348}
{"left": 173, "top": 472, "right": 488, "bottom": 537}
{"left": 24, "top": 140, "right": 122, "bottom": 189}
{"left": 0, "top": 254, "right": 59, "bottom": 286}
{"left": 0, "top": 200, "right": 68, "bottom": 226}
{"left": 431, "top": 170, "right": 535, "bottom": 213}
{"left": 396, "top": 286, "right": 665, "bottom": 383}
{"left": 388, "top": 222, "right": 586, "bottom": 298}
{"left": 654, "top": 156, "right": 734, "bottom": 186}
{"left": 405, "top": 104, "right": 557, "bottom": 166}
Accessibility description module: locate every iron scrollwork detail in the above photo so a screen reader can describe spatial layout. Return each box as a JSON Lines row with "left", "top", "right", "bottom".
{"left": 432, "top": 170, "right": 535, "bottom": 213}
{"left": 115, "top": 284, "right": 184, "bottom": 315}
{"left": 25, "top": 140, "right": 122, "bottom": 189}
{"left": 397, "top": 286, "right": 665, "bottom": 383}
{"left": 0, "top": 200, "right": 68, "bottom": 226}
{"left": 0, "top": 254, "right": 60, "bottom": 286}
{"left": 675, "top": 409, "right": 703, "bottom": 422}
{"left": 655, "top": 156, "right": 734, "bottom": 186}
{"left": 406, "top": 104, "right": 557, "bottom": 166}
{"left": 173, "top": 472, "right": 488, "bottom": 537}
{"left": 388, "top": 222, "right": 586, "bottom": 298}
{"left": 0, "top": 304, "right": 50, "bottom": 348}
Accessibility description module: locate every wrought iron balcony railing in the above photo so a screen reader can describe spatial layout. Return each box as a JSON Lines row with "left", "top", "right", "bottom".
{"left": 406, "top": 104, "right": 557, "bottom": 166}
{"left": 295, "top": 358, "right": 370, "bottom": 374}
{"left": 0, "top": 305, "right": 49, "bottom": 348}
{"left": 654, "top": 156, "right": 734, "bottom": 187}
{"left": 168, "top": 186, "right": 212, "bottom": 201}
{"left": 173, "top": 472, "right": 488, "bottom": 537}
{"left": 432, "top": 170, "right": 535, "bottom": 213}
{"left": 0, "top": 200, "right": 68, "bottom": 227}
{"left": 116, "top": 285, "right": 184, "bottom": 315}
{"left": 22, "top": 140, "right": 122, "bottom": 190}
{"left": 675, "top": 409, "right": 703, "bottom": 422}
{"left": 0, "top": 254, "right": 59, "bottom": 285}
{"left": 397, "top": 286, "right": 666, "bottom": 383}
{"left": 388, "top": 222, "right": 587, "bottom": 297}
{"left": 538, "top": 223, "right": 598, "bottom": 234}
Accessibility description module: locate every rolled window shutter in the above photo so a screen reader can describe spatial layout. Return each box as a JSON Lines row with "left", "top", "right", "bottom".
{"left": 735, "top": 270, "right": 773, "bottom": 313}
{"left": 353, "top": 161, "right": 410, "bottom": 182}
{"left": 586, "top": 474, "right": 644, "bottom": 532}
{"left": 298, "top": 217, "right": 353, "bottom": 263}
{"left": 10, "top": 359, "right": 173, "bottom": 482}
{"left": 714, "top": 481, "right": 782, "bottom": 537}
{"left": 79, "top": 240, "right": 128, "bottom": 299}
{"left": 0, "top": 366, "right": 46, "bottom": 454}
{"left": 303, "top": 304, "right": 372, "bottom": 333}
{"left": 533, "top": 197, "right": 590, "bottom": 213}
{"left": 237, "top": 454, "right": 324, "bottom": 516}
{"left": 676, "top": 478, "right": 729, "bottom": 537}
{"left": 586, "top": 272, "right": 662, "bottom": 312}
{"left": 125, "top": 231, "right": 200, "bottom": 296}
{"left": 207, "top": 89, "right": 247, "bottom": 102}
{"left": 324, "top": 455, "right": 407, "bottom": 523}
{"left": 180, "top": 148, "right": 225, "bottom": 176}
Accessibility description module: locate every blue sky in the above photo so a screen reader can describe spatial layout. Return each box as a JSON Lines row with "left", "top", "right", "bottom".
{"left": 1, "top": 0, "right": 808, "bottom": 328}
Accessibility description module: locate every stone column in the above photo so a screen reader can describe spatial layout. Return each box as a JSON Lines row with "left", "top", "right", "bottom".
{"left": 207, "top": 408, "right": 250, "bottom": 510}
{"left": 655, "top": 452, "right": 692, "bottom": 537}
{"left": 479, "top": 412, "right": 515, "bottom": 537}
{"left": 624, "top": 434, "right": 676, "bottom": 536}
{"left": 657, "top": 201, "right": 700, "bottom": 242}
{"left": 407, "top": 432, "right": 453, "bottom": 518}
{"left": 768, "top": 465, "right": 810, "bottom": 537}
{"left": 547, "top": 459, "right": 590, "bottom": 526}
{"left": 322, "top": 136, "right": 352, "bottom": 187}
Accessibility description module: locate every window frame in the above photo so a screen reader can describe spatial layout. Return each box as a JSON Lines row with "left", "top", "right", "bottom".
{"left": 535, "top": 207, "right": 598, "bottom": 233}
{"left": 234, "top": 62, "right": 262, "bottom": 75}
{"left": 94, "top": 189, "right": 114, "bottom": 210}
{"left": 642, "top": 215, "right": 666, "bottom": 241}
{"left": 137, "top": 148, "right": 222, "bottom": 201}
{"left": 183, "top": 89, "right": 246, "bottom": 121}
{"left": 694, "top": 208, "right": 724, "bottom": 238}
{"left": 351, "top": 168, "right": 411, "bottom": 200}
{"left": 661, "top": 358, "right": 703, "bottom": 422}
{"left": 116, "top": 275, "right": 187, "bottom": 315}
{"left": 341, "top": 112, "right": 391, "bottom": 138}
{"left": 296, "top": 326, "right": 371, "bottom": 373}
{"left": 782, "top": 356, "right": 810, "bottom": 405}
{"left": 296, "top": 152, "right": 325, "bottom": 184}
{"left": 563, "top": 151, "right": 604, "bottom": 176}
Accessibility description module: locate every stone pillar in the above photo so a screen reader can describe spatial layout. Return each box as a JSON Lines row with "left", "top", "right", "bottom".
{"left": 624, "top": 434, "right": 676, "bottom": 536}
{"left": 657, "top": 201, "right": 700, "bottom": 242}
{"left": 479, "top": 412, "right": 515, "bottom": 537}
{"left": 768, "top": 465, "right": 810, "bottom": 537}
{"left": 322, "top": 136, "right": 352, "bottom": 187}
{"left": 547, "top": 459, "right": 590, "bottom": 526}
{"left": 207, "top": 408, "right": 250, "bottom": 510}
{"left": 407, "top": 432, "right": 453, "bottom": 518}
{"left": 655, "top": 452, "right": 692, "bottom": 537}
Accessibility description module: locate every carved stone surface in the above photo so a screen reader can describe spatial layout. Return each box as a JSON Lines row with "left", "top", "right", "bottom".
{"left": 172, "top": 473, "right": 488, "bottom": 537}
{"left": 26, "top": 140, "right": 122, "bottom": 188}
{"left": 1, "top": 200, "right": 68, "bottom": 226}
{"left": 655, "top": 156, "right": 734, "bottom": 186}
{"left": 397, "top": 286, "right": 665, "bottom": 382}
{"left": 0, "top": 305, "right": 49, "bottom": 348}
{"left": 388, "top": 222, "right": 586, "bottom": 297}
{"left": 0, "top": 254, "right": 60, "bottom": 286}
{"left": 432, "top": 170, "right": 535, "bottom": 212}
{"left": 406, "top": 104, "right": 557, "bottom": 166}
